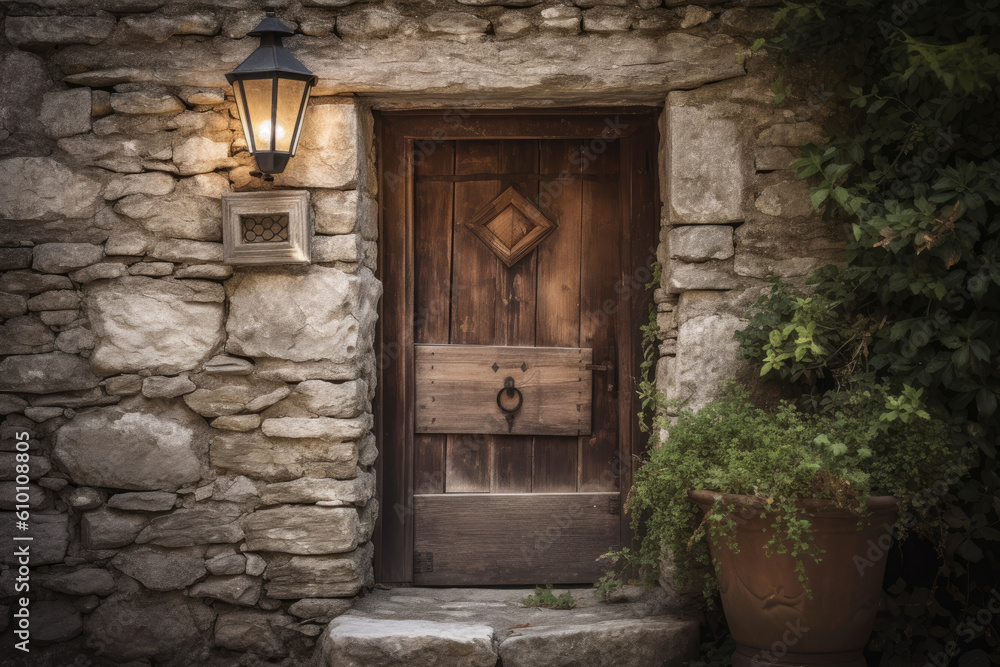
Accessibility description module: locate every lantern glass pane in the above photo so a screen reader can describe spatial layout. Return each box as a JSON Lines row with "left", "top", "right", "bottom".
{"left": 232, "top": 82, "right": 253, "bottom": 155}
{"left": 241, "top": 77, "right": 275, "bottom": 152}
{"left": 275, "top": 78, "right": 307, "bottom": 153}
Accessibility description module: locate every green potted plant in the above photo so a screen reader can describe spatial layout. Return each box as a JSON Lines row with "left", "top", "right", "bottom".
{"left": 626, "top": 380, "right": 966, "bottom": 666}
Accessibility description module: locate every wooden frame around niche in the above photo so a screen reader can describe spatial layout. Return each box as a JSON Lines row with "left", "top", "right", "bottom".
{"left": 222, "top": 190, "right": 312, "bottom": 265}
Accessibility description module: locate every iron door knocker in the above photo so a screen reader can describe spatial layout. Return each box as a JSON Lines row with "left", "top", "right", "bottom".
{"left": 496, "top": 376, "right": 523, "bottom": 433}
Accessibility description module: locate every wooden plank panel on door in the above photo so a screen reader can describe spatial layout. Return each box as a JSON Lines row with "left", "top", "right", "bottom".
{"left": 445, "top": 140, "right": 501, "bottom": 493}
{"left": 580, "top": 139, "right": 622, "bottom": 492}
{"left": 413, "top": 493, "right": 620, "bottom": 585}
{"left": 493, "top": 140, "right": 539, "bottom": 493}
{"left": 413, "top": 140, "right": 455, "bottom": 495}
{"left": 532, "top": 139, "right": 582, "bottom": 493}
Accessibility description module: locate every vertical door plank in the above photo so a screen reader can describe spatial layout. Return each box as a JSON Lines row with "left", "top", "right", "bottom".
{"left": 579, "top": 139, "right": 621, "bottom": 492}
{"left": 622, "top": 119, "right": 660, "bottom": 548}
{"left": 492, "top": 140, "right": 539, "bottom": 493}
{"left": 376, "top": 121, "right": 414, "bottom": 583}
{"left": 413, "top": 141, "right": 455, "bottom": 495}
{"left": 445, "top": 140, "right": 501, "bottom": 493}
{"left": 532, "top": 139, "right": 582, "bottom": 493}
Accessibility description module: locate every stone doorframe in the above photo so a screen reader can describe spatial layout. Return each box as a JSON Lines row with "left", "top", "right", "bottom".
{"left": 358, "top": 63, "right": 841, "bottom": 581}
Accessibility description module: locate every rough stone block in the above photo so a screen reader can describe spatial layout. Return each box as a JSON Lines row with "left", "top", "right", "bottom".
{"left": 110, "top": 86, "right": 185, "bottom": 115}
{"left": 273, "top": 102, "right": 358, "bottom": 189}
{"left": 0, "top": 272, "right": 73, "bottom": 295}
{"left": 260, "top": 470, "right": 374, "bottom": 507}
{"left": 114, "top": 173, "right": 228, "bottom": 241}
{"left": 70, "top": 263, "right": 128, "bottom": 283}
{"left": 288, "top": 379, "right": 367, "bottom": 418}
{"left": 0, "top": 293, "right": 28, "bottom": 318}
{"left": 582, "top": 7, "right": 633, "bottom": 32}
{"left": 260, "top": 416, "right": 371, "bottom": 441}
{"left": 264, "top": 542, "right": 372, "bottom": 598}
{"left": 26, "top": 290, "right": 81, "bottom": 311}
{"left": 666, "top": 103, "right": 744, "bottom": 224}
{"left": 0, "top": 158, "right": 101, "bottom": 221}
{"left": 120, "top": 13, "right": 220, "bottom": 42}
{"left": 243, "top": 505, "right": 360, "bottom": 554}
{"left": 84, "top": 595, "right": 215, "bottom": 663}
{"left": 210, "top": 414, "right": 262, "bottom": 432}
{"left": 313, "top": 234, "right": 361, "bottom": 263}
{"left": 136, "top": 503, "right": 244, "bottom": 547}
{"left": 0, "top": 352, "right": 100, "bottom": 394}
{"left": 0, "top": 512, "right": 68, "bottom": 565}
{"left": 211, "top": 431, "right": 358, "bottom": 483}
{"left": 5, "top": 15, "right": 114, "bottom": 47}
{"left": 214, "top": 609, "right": 288, "bottom": 657}
{"left": 183, "top": 375, "right": 288, "bottom": 418}
{"left": 319, "top": 617, "right": 497, "bottom": 667}
{"left": 148, "top": 239, "right": 224, "bottom": 263}
{"left": 665, "top": 260, "right": 739, "bottom": 292}
{"left": 336, "top": 7, "right": 404, "bottom": 39}
{"left": 86, "top": 277, "right": 225, "bottom": 376}
{"left": 226, "top": 266, "right": 380, "bottom": 376}
{"left": 40, "top": 88, "right": 93, "bottom": 138}
{"left": 172, "top": 135, "right": 237, "bottom": 176}
{"left": 32, "top": 243, "right": 104, "bottom": 274}
{"left": 667, "top": 312, "right": 743, "bottom": 410}
{"left": 112, "top": 546, "right": 207, "bottom": 591}
{"left": 142, "top": 375, "right": 197, "bottom": 399}
{"left": 188, "top": 574, "right": 262, "bottom": 606}
{"left": 757, "top": 122, "right": 826, "bottom": 147}
{"left": 0, "top": 248, "right": 32, "bottom": 271}
{"left": 498, "top": 617, "right": 698, "bottom": 667}
{"left": 32, "top": 600, "right": 83, "bottom": 643}
{"left": 755, "top": 146, "right": 796, "bottom": 171}
{"left": 107, "top": 491, "right": 178, "bottom": 512}
{"left": 314, "top": 189, "right": 358, "bottom": 235}
{"left": 668, "top": 225, "right": 734, "bottom": 262}
{"left": 39, "top": 568, "right": 116, "bottom": 597}
{"left": 423, "top": 11, "right": 491, "bottom": 40}
{"left": 541, "top": 6, "right": 581, "bottom": 32}
{"left": 754, "top": 179, "right": 814, "bottom": 218}
{"left": 54, "top": 399, "right": 207, "bottom": 492}
{"left": 0, "top": 316, "right": 55, "bottom": 355}
{"left": 103, "top": 172, "right": 177, "bottom": 200}
{"left": 680, "top": 5, "right": 713, "bottom": 28}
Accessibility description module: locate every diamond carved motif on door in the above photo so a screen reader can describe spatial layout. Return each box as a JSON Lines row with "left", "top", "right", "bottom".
{"left": 464, "top": 186, "right": 557, "bottom": 268}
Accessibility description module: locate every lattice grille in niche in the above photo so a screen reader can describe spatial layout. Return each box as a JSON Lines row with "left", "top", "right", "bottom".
{"left": 222, "top": 190, "right": 311, "bottom": 265}
{"left": 241, "top": 214, "right": 290, "bottom": 243}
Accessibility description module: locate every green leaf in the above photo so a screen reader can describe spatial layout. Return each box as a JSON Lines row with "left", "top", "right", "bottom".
{"left": 810, "top": 188, "right": 830, "bottom": 209}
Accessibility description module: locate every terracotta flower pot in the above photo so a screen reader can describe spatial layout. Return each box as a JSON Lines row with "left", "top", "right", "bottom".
{"left": 688, "top": 490, "right": 898, "bottom": 667}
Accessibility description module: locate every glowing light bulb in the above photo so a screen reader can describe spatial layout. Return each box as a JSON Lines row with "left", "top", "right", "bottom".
{"left": 256, "top": 120, "right": 286, "bottom": 146}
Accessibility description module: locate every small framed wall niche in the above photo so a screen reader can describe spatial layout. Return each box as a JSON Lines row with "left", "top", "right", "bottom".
{"left": 222, "top": 190, "right": 312, "bottom": 265}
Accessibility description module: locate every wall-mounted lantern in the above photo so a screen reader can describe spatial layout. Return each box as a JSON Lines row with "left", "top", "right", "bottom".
{"left": 226, "top": 12, "right": 317, "bottom": 176}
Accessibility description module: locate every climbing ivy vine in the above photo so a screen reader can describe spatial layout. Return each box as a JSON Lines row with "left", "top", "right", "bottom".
{"left": 736, "top": 1, "right": 1000, "bottom": 662}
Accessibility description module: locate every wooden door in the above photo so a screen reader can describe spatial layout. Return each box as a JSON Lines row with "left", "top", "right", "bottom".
{"left": 377, "top": 111, "right": 659, "bottom": 586}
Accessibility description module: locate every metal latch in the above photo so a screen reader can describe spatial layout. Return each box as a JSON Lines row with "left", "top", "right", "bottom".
{"left": 586, "top": 360, "right": 615, "bottom": 393}
{"left": 414, "top": 552, "right": 434, "bottom": 574}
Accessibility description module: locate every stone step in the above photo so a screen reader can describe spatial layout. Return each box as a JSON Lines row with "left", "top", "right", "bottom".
{"left": 317, "top": 587, "right": 699, "bottom": 667}
{"left": 499, "top": 617, "right": 699, "bottom": 667}
{"left": 318, "top": 617, "right": 498, "bottom": 667}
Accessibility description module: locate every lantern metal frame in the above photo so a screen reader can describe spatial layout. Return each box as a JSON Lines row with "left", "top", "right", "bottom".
{"left": 226, "top": 13, "right": 318, "bottom": 175}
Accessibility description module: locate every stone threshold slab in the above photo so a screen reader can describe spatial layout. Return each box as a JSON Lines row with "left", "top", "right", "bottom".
{"left": 317, "top": 586, "right": 699, "bottom": 667}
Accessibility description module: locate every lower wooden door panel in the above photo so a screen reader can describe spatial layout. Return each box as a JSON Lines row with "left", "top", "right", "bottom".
{"left": 412, "top": 492, "right": 621, "bottom": 585}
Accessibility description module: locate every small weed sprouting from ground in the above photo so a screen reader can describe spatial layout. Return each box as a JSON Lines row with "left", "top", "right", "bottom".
{"left": 521, "top": 585, "right": 577, "bottom": 609}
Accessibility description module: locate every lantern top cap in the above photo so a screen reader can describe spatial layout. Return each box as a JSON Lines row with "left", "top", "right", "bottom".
{"left": 248, "top": 12, "right": 295, "bottom": 37}
{"left": 225, "top": 11, "right": 317, "bottom": 85}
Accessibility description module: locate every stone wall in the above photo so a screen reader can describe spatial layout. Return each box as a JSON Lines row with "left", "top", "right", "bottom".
{"left": 0, "top": 0, "right": 841, "bottom": 662}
